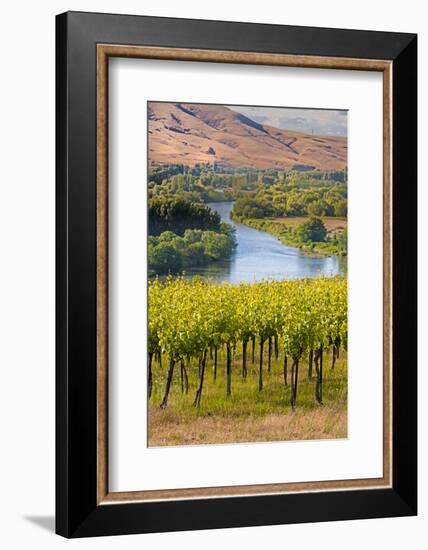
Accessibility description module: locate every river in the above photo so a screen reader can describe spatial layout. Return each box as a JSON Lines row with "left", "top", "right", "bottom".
{"left": 184, "top": 201, "right": 346, "bottom": 284}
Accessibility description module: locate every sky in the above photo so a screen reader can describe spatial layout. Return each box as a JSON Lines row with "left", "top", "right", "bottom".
{"left": 227, "top": 105, "right": 347, "bottom": 137}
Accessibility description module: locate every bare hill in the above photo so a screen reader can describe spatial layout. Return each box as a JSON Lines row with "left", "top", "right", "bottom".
{"left": 148, "top": 102, "right": 347, "bottom": 171}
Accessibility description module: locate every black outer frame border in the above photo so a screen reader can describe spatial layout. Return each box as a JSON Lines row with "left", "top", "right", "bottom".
{"left": 55, "top": 11, "right": 417, "bottom": 538}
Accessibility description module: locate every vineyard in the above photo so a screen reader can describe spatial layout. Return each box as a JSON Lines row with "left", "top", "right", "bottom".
{"left": 148, "top": 276, "right": 347, "bottom": 415}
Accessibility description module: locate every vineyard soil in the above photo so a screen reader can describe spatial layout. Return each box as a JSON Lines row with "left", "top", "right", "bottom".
{"left": 148, "top": 346, "right": 347, "bottom": 446}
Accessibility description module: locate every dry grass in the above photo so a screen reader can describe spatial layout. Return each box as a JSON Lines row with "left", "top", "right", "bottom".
{"left": 274, "top": 216, "right": 347, "bottom": 231}
{"left": 149, "top": 407, "right": 347, "bottom": 446}
{"left": 148, "top": 102, "right": 347, "bottom": 171}
{"left": 148, "top": 346, "right": 347, "bottom": 447}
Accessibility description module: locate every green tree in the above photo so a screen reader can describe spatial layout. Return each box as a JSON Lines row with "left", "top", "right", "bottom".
{"left": 337, "top": 228, "right": 348, "bottom": 254}
{"left": 148, "top": 196, "right": 221, "bottom": 236}
{"left": 333, "top": 199, "right": 347, "bottom": 217}
{"left": 296, "top": 217, "right": 327, "bottom": 243}
{"left": 307, "top": 199, "right": 330, "bottom": 217}
{"left": 148, "top": 242, "right": 183, "bottom": 274}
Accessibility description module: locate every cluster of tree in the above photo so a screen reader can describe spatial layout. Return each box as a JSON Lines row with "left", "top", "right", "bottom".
{"left": 149, "top": 163, "right": 347, "bottom": 183}
{"left": 287, "top": 169, "right": 347, "bottom": 184}
{"left": 149, "top": 177, "right": 224, "bottom": 203}
{"left": 285, "top": 218, "right": 347, "bottom": 255}
{"left": 148, "top": 225, "right": 236, "bottom": 276}
{"left": 149, "top": 162, "right": 272, "bottom": 181}
{"left": 232, "top": 184, "right": 347, "bottom": 219}
{"left": 149, "top": 164, "right": 187, "bottom": 184}
{"left": 148, "top": 170, "right": 259, "bottom": 203}
{"left": 148, "top": 196, "right": 222, "bottom": 236}
{"left": 332, "top": 227, "right": 348, "bottom": 254}
{"left": 148, "top": 164, "right": 348, "bottom": 206}
{"left": 295, "top": 218, "right": 327, "bottom": 243}
{"left": 148, "top": 276, "right": 347, "bottom": 409}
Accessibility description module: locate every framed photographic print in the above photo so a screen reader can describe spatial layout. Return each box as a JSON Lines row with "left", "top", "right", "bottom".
{"left": 56, "top": 11, "right": 417, "bottom": 537}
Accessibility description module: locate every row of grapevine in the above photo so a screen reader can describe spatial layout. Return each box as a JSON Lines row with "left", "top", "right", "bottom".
{"left": 148, "top": 276, "right": 347, "bottom": 409}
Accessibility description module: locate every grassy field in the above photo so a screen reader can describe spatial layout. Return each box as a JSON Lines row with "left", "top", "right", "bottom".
{"left": 148, "top": 345, "right": 347, "bottom": 447}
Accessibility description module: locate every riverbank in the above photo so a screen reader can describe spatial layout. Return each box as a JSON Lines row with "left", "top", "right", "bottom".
{"left": 191, "top": 201, "right": 346, "bottom": 282}
{"left": 231, "top": 215, "right": 347, "bottom": 257}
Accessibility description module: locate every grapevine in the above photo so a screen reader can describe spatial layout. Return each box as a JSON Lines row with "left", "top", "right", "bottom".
{"left": 148, "top": 276, "right": 347, "bottom": 409}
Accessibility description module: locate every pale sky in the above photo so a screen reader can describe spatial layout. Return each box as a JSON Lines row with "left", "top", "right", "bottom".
{"left": 227, "top": 105, "right": 347, "bottom": 137}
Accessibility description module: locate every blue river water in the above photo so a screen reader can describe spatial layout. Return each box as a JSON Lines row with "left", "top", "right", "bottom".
{"left": 183, "top": 202, "right": 346, "bottom": 284}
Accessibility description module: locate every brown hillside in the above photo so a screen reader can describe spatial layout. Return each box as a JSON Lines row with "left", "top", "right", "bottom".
{"left": 148, "top": 102, "right": 347, "bottom": 171}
